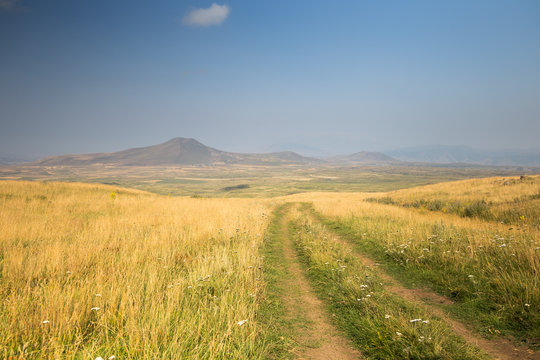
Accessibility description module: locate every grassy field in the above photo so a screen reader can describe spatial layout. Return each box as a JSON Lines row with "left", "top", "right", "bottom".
{"left": 0, "top": 181, "right": 273, "bottom": 359}
{"left": 289, "top": 206, "right": 487, "bottom": 359}
{"left": 366, "top": 175, "right": 540, "bottom": 228}
{"left": 292, "top": 176, "right": 540, "bottom": 349}
{"left": 0, "top": 163, "right": 532, "bottom": 197}
{"left": 1, "top": 176, "right": 539, "bottom": 359}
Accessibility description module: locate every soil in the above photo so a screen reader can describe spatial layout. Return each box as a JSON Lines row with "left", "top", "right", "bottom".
{"left": 277, "top": 208, "right": 363, "bottom": 359}
{"left": 318, "top": 216, "right": 540, "bottom": 360}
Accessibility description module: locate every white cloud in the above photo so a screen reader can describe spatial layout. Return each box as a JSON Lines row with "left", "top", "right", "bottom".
{"left": 183, "top": 3, "right": 230, "bottom": 27}
{"left": 0, "top": 0, "right": 19, "bottom": 10}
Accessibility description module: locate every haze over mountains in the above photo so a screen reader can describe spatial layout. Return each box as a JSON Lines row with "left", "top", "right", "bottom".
{"left": 6, "top": 138, "right": 539, "bottom": 168}
{"left": 327, "top": 152, "right": 398, "bottom": 165}
{"left": 32, "top": 138, "right": 396, "bottom": 167}
{"left": 34, "top": 138, "right": 325, "bottom": 166}
{"left": 387, "top": 146, "right": 540, "bottom": 167}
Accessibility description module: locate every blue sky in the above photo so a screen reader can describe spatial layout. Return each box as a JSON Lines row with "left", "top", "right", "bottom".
{"left": 1, "top": 0, "right": 539, "bottom": 158}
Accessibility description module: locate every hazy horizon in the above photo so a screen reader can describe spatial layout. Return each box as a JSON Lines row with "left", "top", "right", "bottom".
{"left": 1, "top": 1, "right": 539, "bottom": 159}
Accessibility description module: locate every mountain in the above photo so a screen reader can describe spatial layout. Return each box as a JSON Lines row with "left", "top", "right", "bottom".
{"left": 386, "top": 145, "right": 540, "bottom": 166}
{"left": 327, "top": 151, "right": 398, "bottom": 165}
{"left": 266, "top": 143, "right": 328, "bottom": 157}
{"left": 33, "top": 138, "right": 322, "bottom": 166}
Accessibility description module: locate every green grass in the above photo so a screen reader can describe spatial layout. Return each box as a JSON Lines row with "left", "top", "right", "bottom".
{"left": 309, "top": 206, "right": 540, "bottom": 349}
{"left": 0, "top": 163, "right": 530, "bottom": 197}
{"left": 257, "top": 204, "right": 298, "bottom": 359}
{"left": 289, "top": 211, "right": 488, "bottom": 359}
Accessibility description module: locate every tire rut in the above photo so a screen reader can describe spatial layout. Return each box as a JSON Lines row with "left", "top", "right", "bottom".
{"left": 305, "top": 210, "right": 540, "bottom": 360}
{"left": 277, "top": 206, "right": 363, "bottom": 360}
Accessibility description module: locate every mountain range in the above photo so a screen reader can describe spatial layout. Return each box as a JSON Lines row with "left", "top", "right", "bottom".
{"left": 9, "top": 139, "right": 540, "bottom": 168}
{"left": 32, "top": 138, "right": 396, "bottom": 167}
{"left": 386, "top": 145, "right": 540, "bottom": 167}
{"left": 33, "top": 138, "right": 328, "bottom": 166}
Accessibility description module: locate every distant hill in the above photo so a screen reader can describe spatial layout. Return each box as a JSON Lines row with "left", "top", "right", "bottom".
{"left": 0, "top": 156, "right": 36, "bottom": 165}
{"left": 386, "top": 145, "right": 540, "bottom": 167}
{"left": 327, "top": 151, "right": 399, "bottom": 165}
{"left": 33, "top": 138, "right": 322, "bottom": 166}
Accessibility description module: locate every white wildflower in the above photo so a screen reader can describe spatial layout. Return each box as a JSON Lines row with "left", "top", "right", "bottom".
{"left": 42, "top": 320, "right": 50, "bottom": 324}
{"left": 237, "top": 320, "right": 247, "bottom": 326}
{"left": 385, "top": 315, "right": 391, "bottom": 319}
{"left": 91, "top": 307, "right": 100, "bottom": 311}
{"left": 396, "top": 332, "right": 402, "bottom": 336}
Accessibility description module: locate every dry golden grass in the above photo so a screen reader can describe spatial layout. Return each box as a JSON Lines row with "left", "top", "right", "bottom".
{"left": 0, "top": 181, "right": 273, "bottom": 359}
{"left": 2, "top": 175, "right": 539, "bottom": 358}
{"left": 367, "top": 175, "right": 540, "bottom": 227}
{"left": 289, "top": 177, "right": 539, "bottom": 344}
{"left": 383, "top": 175, "right": 540, "bottom": 204}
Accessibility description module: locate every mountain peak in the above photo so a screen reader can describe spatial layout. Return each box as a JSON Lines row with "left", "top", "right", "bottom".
{"left": 33, "top": 138, "right": 320, "bottom": 166}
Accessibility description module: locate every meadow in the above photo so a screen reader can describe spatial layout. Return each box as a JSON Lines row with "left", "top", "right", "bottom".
{"left": 1, "top": 175, "right": 539, "bottom": 359}
{"left": 0, "top": 162, "right": 529, "bottom": 197}
{"left": 292, "top": 176, "right": 540, "bottom": 348}
{"left": 0, "top": 181, "right": 272, "bottom": 358}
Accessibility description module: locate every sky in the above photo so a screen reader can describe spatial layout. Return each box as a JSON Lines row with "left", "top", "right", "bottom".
{"left": 1, "top": 0, "right": 539, "bottom": 159}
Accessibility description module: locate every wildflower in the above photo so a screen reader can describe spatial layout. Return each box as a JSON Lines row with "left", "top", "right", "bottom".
{"left": 42, "top": 320, "right": 50, "bottom": 324}
{"left": 91, "top": 307, "right": 100, "bottom": 311}
{"left": 499, "top": 244, "right": 507, "bottom": 248}
{"left": 109, "top": 356, "right": 116, "bottom": 359}
{"left": 396, "top": 332, "right": 402, "bottom": 336}
{"left": 95, "top": 293, "right": 102, "bottom": 297}
{"left": 324, "top": 262, "right": 330, "bottom": 265}
{"left": 237, "top": 320, "right": 247, "bottom": 326}
{"left": 385, "top": 315, "right": 391, "bottom": 319}
{"left": 468, "top": 275, "right": 474, "bottom": 278}
{"left": 410, "top": 318, "right": 422, "bottom": 323}
{"left": 418, "top": 336, "right": 425, "bottom": 342}
{"left": 525, "top": 304, "right": 530, "bottom": 307}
